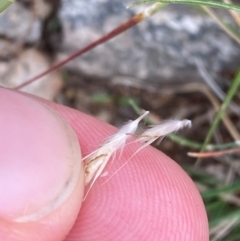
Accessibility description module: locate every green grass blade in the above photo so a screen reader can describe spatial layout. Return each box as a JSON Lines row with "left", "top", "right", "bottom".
{"left": 206, "top": 200, "right": 226, "bottom": 214}
{"left": 130, "top": 0, "right": 240, "bottom": 12}
{"left": 168, "top": 134, "right": 240, "bottom": 150}
{"left": 201, "top": 182, "right": 240, "bottom": 199}
{"left": 183, "top": 166, "right": 221, "bottom": 185}
{"left": 0, "top": 0, "right": 15, "bottom": 13}
{"left": 198, "top": 69, "right": 240, "bottom": 165}
{"left": 224, "top": 228, "right": 240, "bottom": 241}
{"left": 210, "top": 209, "right": 240, "bottom": 228}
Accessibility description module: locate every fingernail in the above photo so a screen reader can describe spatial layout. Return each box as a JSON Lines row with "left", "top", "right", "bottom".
{"left": 0, "top": 88, "right": 83, "bottom": 222}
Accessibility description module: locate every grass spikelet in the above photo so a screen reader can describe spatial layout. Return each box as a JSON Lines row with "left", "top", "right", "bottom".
{"left": 83, "top": 111, "right": 149, "bottom": 199}
{"left": 137, "top": 119, "right": 192, "bottom": 147}
{"left": 130, "top": 119, "right": 192, "bottom": 158}
{"left": 101, "top": 119, "right": 192, "bottom": 185}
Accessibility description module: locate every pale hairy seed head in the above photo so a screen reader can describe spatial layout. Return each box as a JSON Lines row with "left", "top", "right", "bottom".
{"left": 82, "top": 111, "right": 149, "bottom": 162}
{"left": 84, "top": 153, "right": 109, "bottom": 185}
{"left": 83, "top": 111, "right": 149, "bottom": 198}
{"left": 103, "top": 110, "right": 149, "bottom": 146}
{"left": 100, "top": 119, "right": 192, "bottom": 186}
{"left": 137, "top": 119, "right": 192, "bottom": 145}
{"left": 125, "top": 119, "right": 192, "bottom": 165}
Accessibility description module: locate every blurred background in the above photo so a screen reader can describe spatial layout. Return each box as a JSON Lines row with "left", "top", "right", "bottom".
{"left": 1, "top": 0, "right": 240, "bottom": 240}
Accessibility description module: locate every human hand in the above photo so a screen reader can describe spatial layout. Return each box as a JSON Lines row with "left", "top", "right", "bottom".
{"left": 0, "top": 88, "right": 209, "bottom": 241}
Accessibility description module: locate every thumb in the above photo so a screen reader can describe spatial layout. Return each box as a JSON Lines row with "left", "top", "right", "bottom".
{"left": 0, "top": 88, "right": 84, "bottom": 241}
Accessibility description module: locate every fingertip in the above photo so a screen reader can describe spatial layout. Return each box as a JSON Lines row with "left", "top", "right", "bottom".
{"left": 31, "top": 97, "right": 209, "bottom": 241}
{"left": 71, "top": 146, "right": 209, "bottom": 241}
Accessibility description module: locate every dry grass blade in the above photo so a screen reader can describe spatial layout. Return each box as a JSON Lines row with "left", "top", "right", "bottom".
{"left": 177, "top": 83, "right": 240, "bottom": 141}
{"left": 224, "top": 0, "right": 240, "bottom": 26}
{"left": 202, "top": 5, "right": 240, "bottom": 44}
{"left": 210, "top": 217, "right": 239, "bottom": 241}
{"left": 188, "top": 147, "right": 240, "bottom": 158}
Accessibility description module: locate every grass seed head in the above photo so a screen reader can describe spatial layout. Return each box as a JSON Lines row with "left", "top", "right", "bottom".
{"left": 83, "top": 111, "right": 149, "bottom": 198}
{"left": 98, "top": 118, "right": 192, "bottom": 187}
{"left": 137, "top": 119, "right": 192, "bottom": 145}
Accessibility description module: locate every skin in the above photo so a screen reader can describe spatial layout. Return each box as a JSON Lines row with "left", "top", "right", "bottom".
{"left": 0, "top": 88, "right": 209, "bottom": 241}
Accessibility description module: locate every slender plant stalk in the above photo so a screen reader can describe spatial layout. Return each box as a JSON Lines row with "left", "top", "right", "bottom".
{"left": 0, "top": 0, "right": 15, "bottom": 13}
{"left": 224, "top": 0, "right": 240, "bottom": 26}
{"left": 189, "top": 146, "right": 240, "bottom": 158}
{"left": 13, "top": 3, "right": 165, "bottom": 90}
{"left": 202, "top": 6, "right": 240, "bottom": 45}
{"left": 168, "top": 135, "right": 240, "bottom": 150}
{"left": 196, "top": 69, "right": 240, "bottom": 166}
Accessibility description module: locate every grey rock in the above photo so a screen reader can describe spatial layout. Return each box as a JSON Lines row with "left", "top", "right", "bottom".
{"left": 0, "top": 49, "right": 62, "bottom": 100}
{"left": 59, "top": 0, "right": 240, "bottom": 84}
{"left": 0, "top": 2, "right": 41, "bottom": 43}
{"left": 0, "top": 1, "right": 62, "bottom": 100}
{"left": 0, "top": 39, "right": 16, "bottom": 59}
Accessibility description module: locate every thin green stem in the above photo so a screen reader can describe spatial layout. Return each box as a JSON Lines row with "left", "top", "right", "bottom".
{"left": 196, "top": 69, "right": 240, "bottom": 166}
{"left": 167, "top": 134, "right": 240, "bottom": 150}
